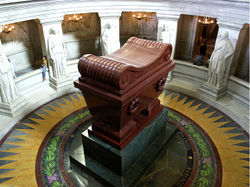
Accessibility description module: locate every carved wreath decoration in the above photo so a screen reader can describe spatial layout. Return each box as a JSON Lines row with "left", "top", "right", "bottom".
{"left": 128, "top": 98, "right": 140, "bottom": 115}
{"left": 156, "top": 77, "right": 166, "bottom": 91}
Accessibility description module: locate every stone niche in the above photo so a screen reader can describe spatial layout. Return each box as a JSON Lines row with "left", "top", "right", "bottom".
{"left": 62, "top": 13, "right": 101, "bottom": 60}
{"left": 120, "top": 12, "right": 158, "bottom": 46}
{"left": 175, "top": 14, "right": 198, "bottom": 61}
{"left": 1, "top": 20, "right": 43, "bottom": 72}
{"left": 192, "top": 16, "right": 218, "bottom": 64}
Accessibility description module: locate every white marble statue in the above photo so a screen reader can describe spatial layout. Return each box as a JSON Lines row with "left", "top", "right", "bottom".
{"left": 48, "top": 28, "right": 66, "bottom": 78}
{"left": 0, "top": 47, "right": 17, "bottom": 104}
{"left": 207, "top": 31, "right": 234, "bottom": 88}
{"left": 157, "top": 24, "right": 173, "bottom": 43}
{"left": 158, "top": 24, "right": 171, "bottom": 43}
{"left": 100, "top": 23, "right": 117, "bottom": 55}
{"left": 162, "top": 26, "right": 172, "bottom": 44}
{"left": 157, "top": 26, "right": 164, "bottom": 42}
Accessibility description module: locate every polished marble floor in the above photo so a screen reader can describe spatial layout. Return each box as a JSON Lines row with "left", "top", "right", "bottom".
{"left": 0, "top": 90, "right": 249, "bottom": 186}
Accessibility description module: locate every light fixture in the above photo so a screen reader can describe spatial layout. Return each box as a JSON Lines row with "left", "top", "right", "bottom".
{"left": 132, "top": 12, "right": 147, "bottom": 20}
{"left": 198, "top": 17, "right": 214, "bottom": 24}
{"left": 68, "top": 14, "right": 83, "bottom": 22}
{"left": 1, "top": 24, "right": 15, "bottom": 34}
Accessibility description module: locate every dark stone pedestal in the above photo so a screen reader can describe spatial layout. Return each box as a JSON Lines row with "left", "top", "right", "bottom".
{"left": 70, "top": 108, "right": 177, "bottom": 186}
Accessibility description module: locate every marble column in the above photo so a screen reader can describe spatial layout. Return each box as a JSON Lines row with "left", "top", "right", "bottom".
{"left": 0, "top": 26, "right": 26, "bottom": 117}
{"left": 199, "top": 20, "right": 242, "bottom": 100}
{"left": 37, "top": 18, "right": 72, "bottom": 91}
{"left": 157, "top": 13, "right": 180, "bottom": 83}
{"left": 98, "top": 12, "right": 121, "bottom": 55}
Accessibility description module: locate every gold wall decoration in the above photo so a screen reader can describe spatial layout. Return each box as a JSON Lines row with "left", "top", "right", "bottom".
{"left": 2, "top": 24, "right": 15, "bottom": 34}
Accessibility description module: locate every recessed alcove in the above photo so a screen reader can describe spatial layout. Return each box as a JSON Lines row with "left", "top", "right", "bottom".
{"left": 175, "top": 15, "right": 219, "bottom": 66}
{"left": 175, "top": 14, "right": 198, "bottom": 61}
{"left": 62, "top": 13, "right": 101, "bottom": 60}
{"left": 120, "top": 11, "right": 158, "bottom": 46}
{"left": 192, "top": 16, "right": 218, "bottom": 67}
{"left": 1, "top": 19, "right": 43, "bottom": 77}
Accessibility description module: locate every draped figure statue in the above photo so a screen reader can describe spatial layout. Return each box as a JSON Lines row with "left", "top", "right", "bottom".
{"left": 158, "top": 24, "right": 171, "bottom": 44}
{"left": 100, "top": 23, "right": 117, "bottom": 56}
{"left": 0, "top": 47, "right": 17, "bottom": 103}
{"left": 207, "top": 31, "right": 234, "bottom": 88}
{"left": 48, "top": 28, "right": 66, "bottom": 78}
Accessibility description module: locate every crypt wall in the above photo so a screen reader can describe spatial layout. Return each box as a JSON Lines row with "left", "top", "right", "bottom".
{"left": 1, "top": 20, "right": 43, "bottom": 72}
{"left": 62, "top": 13, "right": 101, "bottom": 60}
{"left": 0, "top": 0, "right": 249, "bottom": 140}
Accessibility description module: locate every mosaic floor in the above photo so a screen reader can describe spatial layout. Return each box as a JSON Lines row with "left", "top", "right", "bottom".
{"left": 0, "top": 90, "right": 249, "bottom": 186}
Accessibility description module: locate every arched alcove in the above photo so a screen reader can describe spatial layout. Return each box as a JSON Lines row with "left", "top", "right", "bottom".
{"left": 120, "top": 11, "right": 158, "bottom": 46}
{"left": 174, "top": 14, "right": 197, "bottom": 61}
{"left": 192, "top": 16, "right": 218, "bottom": 67}
{"left": 1, "top": 20, "right": 43, "bottom": 76}
{"left": 62, "top": 13, "right": 101, "bottom": 60}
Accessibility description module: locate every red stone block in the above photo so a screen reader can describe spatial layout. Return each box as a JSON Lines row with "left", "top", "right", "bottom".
{"left": 74, "top": 37, "right": 175, "bottom": 150}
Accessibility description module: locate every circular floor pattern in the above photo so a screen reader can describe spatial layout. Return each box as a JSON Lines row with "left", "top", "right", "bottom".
{"left": 36, "top": 108, "right": 91, "bottom": 186}
{"left": 36, "top": 106, "right": 221, "bottom": 186}
{"left": 0, "top": 90, "right": 248, "bottom": 186}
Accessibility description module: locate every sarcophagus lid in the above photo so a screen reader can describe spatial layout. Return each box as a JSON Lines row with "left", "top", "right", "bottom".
{"left": 78, "top": 37, "right": 173, "bottom": 93}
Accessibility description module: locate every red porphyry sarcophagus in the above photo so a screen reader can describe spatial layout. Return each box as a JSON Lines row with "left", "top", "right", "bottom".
{"left": 74, "top": 37, "right": 175, "bottom": 150}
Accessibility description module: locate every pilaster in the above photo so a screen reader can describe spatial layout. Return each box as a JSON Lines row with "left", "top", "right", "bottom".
{"left": 157, "top": 12, "right": 180, "bottom": 83}
{"left": 98, "top": 12, "right": 121, "bottom": 55}
{"left": 156, "top": 13, "right": 180, "bottom": 58}
{"left": 36, "top": 17, "right": 73, "bottom": 92}
{"left": 36, "top": 17, "right": 65, "bottom": 60}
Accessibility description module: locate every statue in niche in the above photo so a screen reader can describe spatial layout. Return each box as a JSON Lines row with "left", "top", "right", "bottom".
{"left": 0, "top": 47, "right": 18, "bottom": 104}
{"left": 207, "top": 31, "right": 234, "bottom": 88}
{"left": 100, "top": 23, "right": 117, "bottom": 55}
{"left": 158, "top": 24, "right": 171, "bottom": 43}
{"left": 48, "top": 28, "right": 66, "bottom": 78}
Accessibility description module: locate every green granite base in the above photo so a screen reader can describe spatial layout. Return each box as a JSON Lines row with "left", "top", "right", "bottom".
{"left": 70, "top": 108, "right": 177, "bottom": 186}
